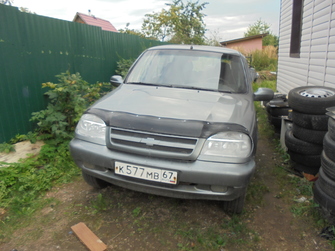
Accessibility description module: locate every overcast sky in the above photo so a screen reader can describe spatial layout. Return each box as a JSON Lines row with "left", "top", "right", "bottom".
{"left": 11, "top": 0, "right": 280, "bottom": 42}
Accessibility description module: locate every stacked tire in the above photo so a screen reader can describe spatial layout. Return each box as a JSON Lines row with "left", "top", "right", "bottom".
{"left": 265, "top": 94, "right": 290, "bottom": 130}
{"left": 313, "top": 111, "right": 335, "bottom": 217}
{"left": 285, "top": 86, "right": 335, "bottom": 175}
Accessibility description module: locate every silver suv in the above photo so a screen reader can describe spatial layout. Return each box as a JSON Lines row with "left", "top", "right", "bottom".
{"left": 70, "top": 45, "right": 274, "bottom": 213}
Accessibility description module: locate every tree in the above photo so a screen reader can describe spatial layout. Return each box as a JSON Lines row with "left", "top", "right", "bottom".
{"left": 244, "top": 19, "right": 278, "bottom": 47}
{"left": 141, "top": 0, "right": 208, "bottom": 45}
{"left": 19, "top": 7, "right": 36, "bottom": 14}
{"left": 205, "top": 28, "right": 222, "bottom": 46}
{"left": 119, "top": 23, "right": 147, "bottom": 39}
{"left": 0, "top": 0, "right": 13, "bottom": 5}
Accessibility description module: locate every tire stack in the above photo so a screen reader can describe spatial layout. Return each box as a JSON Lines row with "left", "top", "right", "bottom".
{"left": 313, "top": 109, "right": 335, "bottom": 217}
{"left": 285, "top": 86, "right": 335, "bottom": 175}
{"left": 265, "top": 94, "right": 290, "bottom": 130}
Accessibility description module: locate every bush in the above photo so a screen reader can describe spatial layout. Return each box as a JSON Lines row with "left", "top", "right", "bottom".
{"left": 0, "top": 72, "right": 110, "bottom": 216}
{"left": 250, "top": 46, "right": 278, "bottom": 71}
{"left": 30, "top": 72, "right": 110, "bottom": 142}
{"left": 0, "top": 142, "right": 15, "bottom": 153}
{"left": 115, "top": 58, "right": 135, "bottom": 77}
{"left": 231, "top": 45, "right": 278, "bottom": 72}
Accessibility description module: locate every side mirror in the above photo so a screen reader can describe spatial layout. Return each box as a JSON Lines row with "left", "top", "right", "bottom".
{"left": 254, "top": 88, "right": 274, "bottom": 101}
{"left": 110, "top": 75, "right": 123, "bottom": 87}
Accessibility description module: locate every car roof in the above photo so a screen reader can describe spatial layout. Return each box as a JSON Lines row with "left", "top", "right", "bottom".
{"left": 147, "top": 44, "right": 242, "bottom": 56}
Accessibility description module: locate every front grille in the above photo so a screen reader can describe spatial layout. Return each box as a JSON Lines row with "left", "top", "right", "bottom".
{"left": 109, "top": 127, "right": 199, "bottom": 158}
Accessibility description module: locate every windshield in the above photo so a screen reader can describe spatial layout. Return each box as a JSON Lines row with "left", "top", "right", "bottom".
{"left": 125, "top": 49, "right": 247, "bottom": 93}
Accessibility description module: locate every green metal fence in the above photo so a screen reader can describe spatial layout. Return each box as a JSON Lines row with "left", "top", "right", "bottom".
{"left": 0, "top": 4, "right": 166, "bottom": 143}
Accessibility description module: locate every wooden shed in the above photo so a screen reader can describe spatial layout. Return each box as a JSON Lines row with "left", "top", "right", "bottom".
{"left": 220, "top": 34, "right": 267, "bottom": 54}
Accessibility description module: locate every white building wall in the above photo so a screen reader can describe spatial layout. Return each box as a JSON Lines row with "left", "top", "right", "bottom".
{"left": 277, "top": 0, "right": 335, "bottom": 94}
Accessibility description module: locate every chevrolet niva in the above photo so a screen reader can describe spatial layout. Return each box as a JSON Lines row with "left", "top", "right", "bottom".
{"left": 70, "top": 45, "right": 274, "bottom": 213}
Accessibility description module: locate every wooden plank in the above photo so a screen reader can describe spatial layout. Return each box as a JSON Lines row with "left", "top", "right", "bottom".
{"left": 71, "top": 222, "right": 107, "bottom": 251}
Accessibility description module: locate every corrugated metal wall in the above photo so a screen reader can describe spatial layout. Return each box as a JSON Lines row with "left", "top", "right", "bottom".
{"left": 0, "top": 4, "right": 166, "bottom": 143}
{"left": 277, "top": 0, "right": 335, "bottom": 94}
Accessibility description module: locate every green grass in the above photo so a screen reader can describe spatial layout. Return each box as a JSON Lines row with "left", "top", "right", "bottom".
{"left": 0, "top": 140, "right": 80, "bottom": 245}
{"left": 0, "top": 142, "right": 15, "bottom": 153}
{"left": 172, "top": 215, "right": 259, "bottom": 250}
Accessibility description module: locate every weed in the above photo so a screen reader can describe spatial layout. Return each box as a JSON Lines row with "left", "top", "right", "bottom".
{"left": 251, "top": 46, "right": 278, "bottom": 71}
{"left": 247, "top": 178, "right": 270, "bottom": 207}
{"left": 253, "top": 80, "right": 277, "bottom": 92}
{"left": 232, "top": 46, "right": 278, "bottom": 71}
{"left": 9, "top": 131, "right": 39, "bottom": 144}
{"left": 0, "top": 142, "right": 15, "bottom": 153}
{"left": 0, "top": 140, "right": 79, "bottom": 214}
{"left": 91, "top": 193, "right": 108, "bottom": 212}
{"left": 289, "top": 175, "right": 313, "bottom": 196}
{"left": 132, "top": 207, "right": 142, "bottom": 217}
{"left": 177, "top": 242, "right": 192, "bottom": 250}
{"left": 172, "top": 215, "right": 257, "bottom": 250}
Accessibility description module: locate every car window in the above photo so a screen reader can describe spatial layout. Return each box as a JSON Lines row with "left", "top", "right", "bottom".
{"left": 126, "top": 49, "right": 247, "bottom": 93}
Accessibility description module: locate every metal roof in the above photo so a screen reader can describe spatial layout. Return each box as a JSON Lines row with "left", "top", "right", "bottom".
{"left": 220, "top": 33, "right": 268, "bottom": 46}
{"left": 73, "top": 12, "right": 118, "bottom": 32}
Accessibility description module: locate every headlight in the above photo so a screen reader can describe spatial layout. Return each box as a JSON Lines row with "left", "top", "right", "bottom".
{"left": 201, "top": 132, "right": 252, "bottom": 158}
{"left": 75, "top": 114, "right": 106, "bottom": 145}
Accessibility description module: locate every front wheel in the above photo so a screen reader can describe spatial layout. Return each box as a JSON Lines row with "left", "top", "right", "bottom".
{"left": 82, "top": 171, "right": 110, "bottom": 189}
{"left": 222, "top": 189, "right": 246, "bottom": 214}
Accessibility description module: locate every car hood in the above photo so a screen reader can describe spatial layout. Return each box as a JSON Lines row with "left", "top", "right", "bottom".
{"left": 93, "top": 84, "right": 254, "bottom": 131}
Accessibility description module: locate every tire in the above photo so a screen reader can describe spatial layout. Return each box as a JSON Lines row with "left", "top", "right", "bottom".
{"left": 322, "top": 151, "right": 335, "bottom": 181}
{"left": 288, "top": 86, "right": 335, "bottom": 115}
{"left": 288, "top": 150, "right": 321, "bottom": 167}
{"left": 316, "top": 168, "right": 335, "bottom": 198}
{"left": 323, "top": 133, "right": 335, "bottom": 163}
{"left": 313, "top": 181, "right": 335, "bottom": 216}
{"left": 82, "top": 171, "right": 110, "bottom": 189}
{"left": 291, "top": 162, "right": 320, "bottom": 175}
{"left": 285, "top": 128, "right": 323, "bottom": 155}
{"left": 268, "top": 115, "right": 282, "bottom": 128}
{"left": 222, "top": 189, "right": 246, "bottom": 214}
{"left": 292, "top": 124, "right": 327, "bottom": 145}
{"left": 266, "top": 105, "right": 290, "bottom": 117}
{"left": 291, "top": 111, "right": 328, "bottom": 131}
{"left": 329, "top": 118, "right": 335, "bottom": 141}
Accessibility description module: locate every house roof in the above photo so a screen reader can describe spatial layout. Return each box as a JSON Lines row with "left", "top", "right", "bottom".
{"left": 220, "top": 33, "right": 268, "bottom": 46}
{"left": 73, "top": 12, "right": 118, "bottom": 32}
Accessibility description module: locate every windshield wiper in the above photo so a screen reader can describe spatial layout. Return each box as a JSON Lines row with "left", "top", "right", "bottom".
{"left": 173, "top": 85, "right": 216, "bottom": 92}
{"left": 126, "top": 82, "right": 173, "bottom": 88}
{"left": 173, "top": 85, "right": 234, "bottom": 93}
{"left": 126, "top": 82, "right": 156, "bottom": 86}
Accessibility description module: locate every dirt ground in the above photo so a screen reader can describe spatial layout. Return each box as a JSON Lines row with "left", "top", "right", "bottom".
{"left": 0, "top": 135, "right": 333, "bottom": 251}
{"left": 0, "top": 141, "right": 44, "bottom": 165}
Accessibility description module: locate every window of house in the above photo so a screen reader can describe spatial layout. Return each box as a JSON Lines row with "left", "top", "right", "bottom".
{"left": 290, "top": 0, "right": 304, "bottom": 58}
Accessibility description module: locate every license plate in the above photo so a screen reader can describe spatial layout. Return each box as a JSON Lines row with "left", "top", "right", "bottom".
{"left": 115, "top": 161, "right": 177, "bottom": 185}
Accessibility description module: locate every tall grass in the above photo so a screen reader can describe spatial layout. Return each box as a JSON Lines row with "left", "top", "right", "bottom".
{"left": 231, "top": 45, "right": 278, "bottom": 71}
{"left": 251, "top": 46, "right": 278, "bottom": 71}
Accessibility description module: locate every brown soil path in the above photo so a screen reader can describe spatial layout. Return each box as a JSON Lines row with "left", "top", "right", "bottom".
{"left": 248, "top": 137, "right": 331, "bottom": 250}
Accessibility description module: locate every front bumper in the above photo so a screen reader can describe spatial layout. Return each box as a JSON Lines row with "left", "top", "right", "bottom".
{"left": 69, "top": 138, "right": 256, "bottom": 201}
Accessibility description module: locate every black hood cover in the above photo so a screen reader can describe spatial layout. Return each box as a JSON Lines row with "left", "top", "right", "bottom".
{"left": 86, "top": 108, "right": 249, "bottom": 138}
